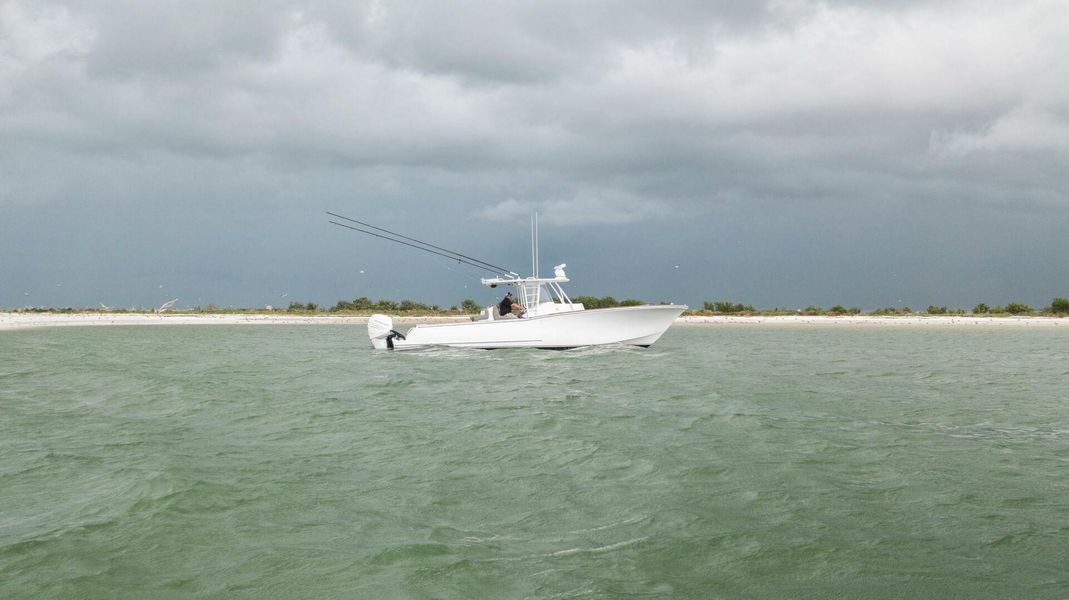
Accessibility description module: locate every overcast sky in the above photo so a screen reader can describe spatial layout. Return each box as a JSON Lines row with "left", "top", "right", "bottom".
{"left": 2, "top": 0, "right": 1067, "bottom": 310}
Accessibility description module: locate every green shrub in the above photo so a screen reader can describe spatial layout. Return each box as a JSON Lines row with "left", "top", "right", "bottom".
{"left": 824, "top": 305, "right": 863, "bottom": 315}
{"left": 572, "top": 296, "right": 648, "bottom": 309}
{"left": 375, "top": 300, "right": 396, "bottom": 311}
{"left": 1051, "top": 297, "right": 1069, "bottom": 314}
{"left": 871, "top": 306, "right": 912, "bottom": 316}
{"left": 703, "top": 301, "right": 755, "bottom": 313}
{"left": 972, "top": 303, "right": 989, "bottom": 314}
{"left": 1004, "top": 302, "right": 1032, "bottom": 315}
{"left": 926, "top": 305, "right": 948, "bottom": 315}
{"left": 332, "top": 296, "right": 375, "bottom": 311}
{"left": 399, "top": 299, "right": 432, "bottom": 312}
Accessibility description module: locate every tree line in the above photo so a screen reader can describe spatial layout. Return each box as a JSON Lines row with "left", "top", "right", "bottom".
{"left": 289, "top": 295, "right": 655, "bottom": 313}
{"left": 294, "top": 297, "right": 480, "bottom": 314}
{"left": 14, "top": 296, "right": 1067, "bottom": 316}
{"left": 282, "top": 295, "right": 1069, "bottom": 316}
{"left": 695, "top": 297, "right": 1069, "bottom": 316}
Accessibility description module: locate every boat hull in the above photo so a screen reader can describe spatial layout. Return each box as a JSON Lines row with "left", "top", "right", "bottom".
{"left": 371, "top": 305, "right": 686, "bottom": 350}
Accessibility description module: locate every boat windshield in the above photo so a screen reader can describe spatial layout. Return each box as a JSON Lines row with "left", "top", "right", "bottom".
{"left": 481, "top": 265, "right": 573, "bottom": 316}
{"left": 515, "top": 281, "right": 573, "bottom": 314}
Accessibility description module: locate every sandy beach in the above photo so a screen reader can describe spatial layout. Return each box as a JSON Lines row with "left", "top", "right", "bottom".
{"left": 0, "top": 312, "right": 470, "bottom": 331}
{"left": 1, "top": 312, "right": 1064, "bottom": 331}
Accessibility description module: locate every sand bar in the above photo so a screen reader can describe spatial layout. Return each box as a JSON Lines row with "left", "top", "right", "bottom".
{"left": 0, "top": 312, "right": 469, "bottom": 331}
{"left": 1, "top": 312, "right": 1065, "bottom": 331}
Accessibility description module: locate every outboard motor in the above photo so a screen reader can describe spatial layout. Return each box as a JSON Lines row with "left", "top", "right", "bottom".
{"left": 367, "top": 314, "right": 406, "bottom": 349}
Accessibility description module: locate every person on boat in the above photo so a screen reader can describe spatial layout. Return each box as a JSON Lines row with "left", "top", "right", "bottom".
{"left": 499, "top": 292, "right": 514, "bottom": 317}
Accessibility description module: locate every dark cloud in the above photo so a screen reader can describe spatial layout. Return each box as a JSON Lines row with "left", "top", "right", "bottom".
{"left": 78, "top": 0, "right": 289, "bottom": 78}
{"left": 1, "top": 1, "right": 1067, "bottom": 309}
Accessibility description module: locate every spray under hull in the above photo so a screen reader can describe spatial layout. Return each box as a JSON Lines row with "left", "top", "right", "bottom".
{"left": 369, "top": 305, "right": 685, "bottom": 350}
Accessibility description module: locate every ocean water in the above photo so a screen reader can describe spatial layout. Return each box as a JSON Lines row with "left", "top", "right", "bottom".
{"left": 1, "top": 324, "right": 1068, "bottom": 599}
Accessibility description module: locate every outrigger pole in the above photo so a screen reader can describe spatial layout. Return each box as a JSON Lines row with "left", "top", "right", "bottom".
{"left": 327, "top": 212, "right": 519, "bottom": 278}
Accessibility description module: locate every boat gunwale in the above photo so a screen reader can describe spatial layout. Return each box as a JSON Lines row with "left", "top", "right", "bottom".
{"left": 404, "top": 304, "right": 688, "bottom": 330}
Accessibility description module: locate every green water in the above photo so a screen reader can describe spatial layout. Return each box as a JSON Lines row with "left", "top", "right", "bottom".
{"left": 2, "top": 324, "right": 1068, "bottom": 599}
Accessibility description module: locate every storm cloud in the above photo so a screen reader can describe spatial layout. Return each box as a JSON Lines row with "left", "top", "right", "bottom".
{"left": 2, "top": 1, "right": 1067, "bottom": 310}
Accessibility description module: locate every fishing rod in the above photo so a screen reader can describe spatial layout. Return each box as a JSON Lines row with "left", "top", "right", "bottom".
{"left": 328, "top": 220, "right": 506, "bottom": 276}
{"left": 327, "top": 213, "right": 518, "bottom": 277}
{"left": 327, "top": 211, "right": 517, "bottom": 276}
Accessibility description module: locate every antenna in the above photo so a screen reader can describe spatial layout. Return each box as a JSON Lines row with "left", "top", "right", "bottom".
{"left": 530, "top": 212, "right": 540, "bottom": 278}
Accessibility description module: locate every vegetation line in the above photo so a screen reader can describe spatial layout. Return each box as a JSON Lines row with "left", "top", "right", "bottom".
{"left": 6, "top": 297, "right": 1069, "bottom": 317}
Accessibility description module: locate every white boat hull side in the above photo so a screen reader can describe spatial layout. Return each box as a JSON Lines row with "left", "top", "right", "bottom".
{"left": 376, "top": 305, "right": 686, "bottom": 349}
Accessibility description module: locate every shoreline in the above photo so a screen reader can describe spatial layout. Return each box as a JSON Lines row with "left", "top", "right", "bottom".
{"left": 678, "top": 315, "right": 1065, "bottom": 327}
{"left": 1, "top": 312, "right": 1065, "bottom": 331}
{"left": 0, "top": 313, "right": 471, "bottom": 331}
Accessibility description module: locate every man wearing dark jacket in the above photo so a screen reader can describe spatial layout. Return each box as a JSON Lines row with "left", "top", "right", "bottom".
{"left": 499, "top": 292, "right": 514, "bottom": 317}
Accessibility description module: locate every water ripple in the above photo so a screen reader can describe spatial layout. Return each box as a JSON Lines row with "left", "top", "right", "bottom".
{"left": 2, "top": 324, "right": 1069, "bottom": 598}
